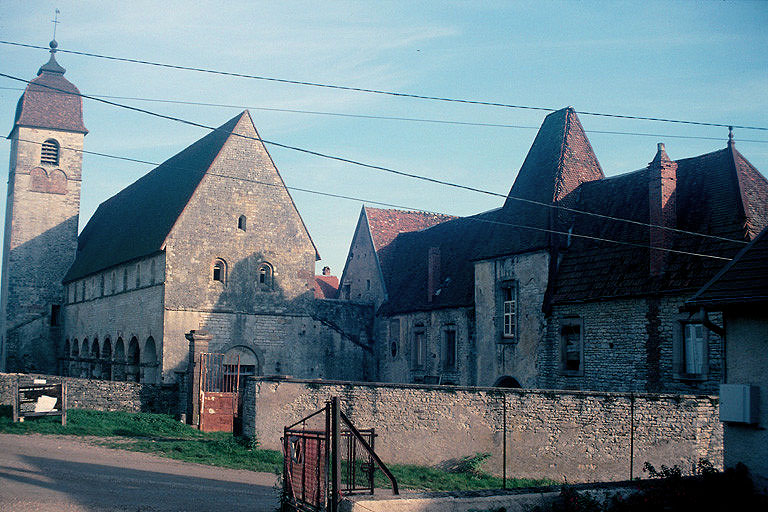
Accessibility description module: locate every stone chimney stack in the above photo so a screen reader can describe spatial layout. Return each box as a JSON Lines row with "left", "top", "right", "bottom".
{"left": 427, "top": 247, "right": 440, "bottom": 303}
{"left": 648, "top": 143, "right": 677, "bottom": 276}
{"left": 322, "top": 266, "right": 331, "bottom": 276}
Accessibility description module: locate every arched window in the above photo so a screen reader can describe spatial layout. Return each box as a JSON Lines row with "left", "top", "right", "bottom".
{"left": 41, "top": 139, "right": 60, "bottom": 165}
{"left": 258, "top": 262, "right": 273, "bottom": 289}
{"left": 127, "top": 337, "right": 140, "bottom": 383}
{"left": 102, "top": 337, "right": 113, "bottom": 381}
{"left": 238, "top": 215, "right": 247, "bottom": 231}
{"left": 213, "top": 258, "right": 227, "bottom": 284}
{"left": 114, "top": 338, "right": 126, "bottom": 381}
{"left": 142, "top": 336, "right": 158, "bottom": 383}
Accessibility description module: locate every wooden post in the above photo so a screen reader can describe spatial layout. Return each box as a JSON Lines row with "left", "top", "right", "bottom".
{"left": 12, "top": 378, "right": 19, "bottom": 423}
{"left": 61, "top": 380, "right": 67, "bottom": 426}
{"left": 185, "top": 330, "right": 211, "bottom": 427}
{"left": 331, "top": 397, "right": 340, "bottom": 512}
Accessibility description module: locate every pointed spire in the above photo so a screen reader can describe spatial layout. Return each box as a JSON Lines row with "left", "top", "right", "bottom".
{"left": 38, "top": 39, "right": 66, "bottom": 76}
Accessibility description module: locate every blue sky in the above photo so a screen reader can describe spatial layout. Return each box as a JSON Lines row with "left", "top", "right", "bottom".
{"left": 1, "top": 1, "right": 766, "bottom": 276}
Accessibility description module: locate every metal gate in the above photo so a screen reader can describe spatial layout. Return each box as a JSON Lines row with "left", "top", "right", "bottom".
{"left": 198, "top": 352, "right": 240, "bottom": 433}
{"left": 282, "top": 397, "right": 398, "bottom": 512}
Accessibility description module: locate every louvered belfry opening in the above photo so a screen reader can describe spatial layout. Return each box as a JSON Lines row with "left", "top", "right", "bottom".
{"left": 41, "top": 139, "right": 60, "bottom": 165}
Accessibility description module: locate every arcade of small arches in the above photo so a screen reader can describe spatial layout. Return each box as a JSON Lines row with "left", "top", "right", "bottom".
{"left": 61, "top": 335, "right": 159, "bottom": 384}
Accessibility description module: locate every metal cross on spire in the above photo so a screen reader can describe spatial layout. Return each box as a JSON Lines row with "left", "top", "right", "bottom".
{"left": 51, "top": 9, "right": 61, "bottom": 41}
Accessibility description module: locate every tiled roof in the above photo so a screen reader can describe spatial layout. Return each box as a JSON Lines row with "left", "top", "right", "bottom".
{"left": 10, "top": 52, "right": 87, "bottom": 136}
{"left": 377, "top": 107, "right": 605, "bottom": 315}
{"left": 63, "top": 112, "right": 245, "bottom": 282}
{"left": 364, "top": 207, "right": 455, "bottom": 252}
{"left": 314, "top": 275, "right": 340, "bottom": 299}
{"left": 687, "top": 225, "right": 768, "bottom": 307}
{"left": 552, "top": 144, "right": 768, "bottom": 303}
{"left": 477, "top": 107, "right": 603, "bottom": 260}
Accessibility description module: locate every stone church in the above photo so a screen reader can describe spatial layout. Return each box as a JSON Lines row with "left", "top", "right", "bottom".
{"left": 1, "top": 43, "right": 373, "bottom": 383}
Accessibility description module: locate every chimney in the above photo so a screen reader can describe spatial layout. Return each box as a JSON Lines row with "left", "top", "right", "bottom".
{"left": 648, "top": 143, "right": 677, "bottom": 276}
{"left": 427, "top": 247, "right": 440, "bottom": 302}
{"left": 322, "top": 266, "right": 331, "bottom": 276}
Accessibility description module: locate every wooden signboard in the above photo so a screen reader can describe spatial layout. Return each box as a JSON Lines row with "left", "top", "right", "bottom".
{"left": 13, "top": 379, "right": 67, "bottom": 426}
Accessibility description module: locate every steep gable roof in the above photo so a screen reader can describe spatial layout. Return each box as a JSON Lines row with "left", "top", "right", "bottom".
{"left": 10, "top": 49, "right": 87, "bottom": 136}
{"left": 552, "top": 143, "right": 768, "bottom": 303}
{"left": 687, "top": 224, "right": 768, "bottom": 307}
{"left": 63, "top": 113, "right": 244, "bottom": 282}
{"left": 314, "top": 274, "right": 340, "bottom": 299}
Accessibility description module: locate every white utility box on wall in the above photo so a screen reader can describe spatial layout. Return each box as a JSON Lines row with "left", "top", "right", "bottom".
{"left": 720, "top": 384, "right": 759, "bottom": 424}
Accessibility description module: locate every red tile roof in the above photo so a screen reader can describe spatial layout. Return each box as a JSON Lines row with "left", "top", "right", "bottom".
{"left": 687, "top": 225, "right": 768, "bottom": 307}
{"left": 10, "top": 52, "right": 87, "bottom": 136}
{"left": 314, "top": 274, "right": 340, "bottom": 299}
{"left": 364, "top": 207, "right": 455, "bottom": 252}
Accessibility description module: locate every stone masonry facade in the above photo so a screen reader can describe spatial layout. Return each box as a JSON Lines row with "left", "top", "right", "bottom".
{"left": 243, "top": 377, "right": 723, "bottom": 484}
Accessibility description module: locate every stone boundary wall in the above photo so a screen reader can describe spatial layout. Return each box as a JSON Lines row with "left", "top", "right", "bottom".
{"left": 0, "top": 373, "right": 178, "bottom": 414}
{"left": 244, "top": 377, "right": 722, "bottom": 483}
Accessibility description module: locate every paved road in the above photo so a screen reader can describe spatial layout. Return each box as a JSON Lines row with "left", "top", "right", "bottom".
{"left": 0, "top": 434, "right": 280, "bottom": 511}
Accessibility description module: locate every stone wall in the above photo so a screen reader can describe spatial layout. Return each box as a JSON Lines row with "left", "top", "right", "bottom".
{"left": 474, "top": 250, "right": 550, "bottom": 388}
{"left": 244, "top": 377, "right": 722, "bottom": 483}
{"left": 540, "top": 296, "right": 723, "bottom": 394}
{"left": 0, "top": 372, "right": 178, "bottom": 414}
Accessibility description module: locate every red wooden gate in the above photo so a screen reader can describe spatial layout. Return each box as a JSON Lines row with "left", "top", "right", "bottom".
{"left": 198, "top": 352, "right": 240, "bottom": 433}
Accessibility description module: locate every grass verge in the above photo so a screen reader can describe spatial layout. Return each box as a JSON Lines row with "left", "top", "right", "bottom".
{"left": 0, "top": 407, "right": 554, "bottom": 490}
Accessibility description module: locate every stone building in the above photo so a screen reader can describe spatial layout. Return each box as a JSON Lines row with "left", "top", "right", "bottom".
{"left": 340, "top": 107, "right": 768, "bottom": 392}
{"left": 687, "top": 225, "right": 768, "bottom": 490}
{"left": 1, "top": 41, "right": 87, "bottom": 373}
{"left": 2, "top": 47, "right": 373, "bottom": 383}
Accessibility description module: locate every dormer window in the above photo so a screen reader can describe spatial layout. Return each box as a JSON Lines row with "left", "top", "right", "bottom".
{"left": 41, "top": 139, "right": 60, "bottom": 165}
{"left": 238, "top": 215, "right": 247, "bottom": 232}
{"left": 213, "top": 259, "right": 227, "bottom": 284}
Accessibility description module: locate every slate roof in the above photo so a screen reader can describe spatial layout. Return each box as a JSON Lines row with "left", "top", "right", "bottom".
{"left": 551, "top": 142, "right": 768, "bottom": 303}
{"left": 314, "top": 275, "right": 340, "bottom": 299}
{"left": 10, "top": 50, "right": 87, "bottom": 136}
{"left": 63, "top": 112, "right": 244, "bottom": 282}
{"left": 687, "top": 225, "right": 768, "bottom": 307}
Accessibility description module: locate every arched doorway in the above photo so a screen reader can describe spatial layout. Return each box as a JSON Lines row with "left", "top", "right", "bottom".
{"left": 102, "top": 338, "right": 113, "bottom": 381}
{"left": 494, "top": 376, "right": 521, "bottom": 388}
{"left": 91, "top": 339, "right": 101, "bottom": 379}
{"left": 62, "top": 339, "right": 71, "bottom": 377}
{"left": 113, "top": 338, "right": 126, "bottom": 381}
{"left": 80, "top": 339, "right": 89, "bottom": 378}
{"left": 127, "top": 337, "right": 140, "bottom": 382}
{"left": 141, "top": 336, "right": 158, "bottom": 383}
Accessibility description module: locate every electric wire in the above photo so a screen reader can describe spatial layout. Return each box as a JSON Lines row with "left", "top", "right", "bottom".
{"left": 2, "top": 86, "right": 766, "bottom": 144}
{"left": 11, "top": 136, "right": 735, "bottom": 262}
{"left": 1, "top": 39, "right": 766, "bottom": 131}
{"left": 0, "top": 71, "right": 750, "bottom": 247}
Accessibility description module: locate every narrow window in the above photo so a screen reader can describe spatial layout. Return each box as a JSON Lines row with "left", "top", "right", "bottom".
{"left": 81, "top": 281, "right": 85, "bottom": 301}
{"left": 123, "top": 268, "right": 128, "bottom": 290}
{"left": 389, "top": 319, "right": 400, "bottom": 358}
{"left": 366, "top": 279, "right": 371, "bottom": 291}
{"left": 413, "top": 323, "right": 426, "bottom": 368}
{"left": 213, "top": 259, "right": 226, "bottom": 284}
{"left": 501, "top": 281, "right": 517, "bottom": 341}
{"left": 111, "top": 272, "right": 116, "bottom": 294}
{"left": 560, "top": 319, "right": 583, "bottom": 375}
{"left": 136, "top": 264, "right": 141, "bottom": 287}
{"left": 258, "top": 263, "right": 273, "bottom": 289}
{"left": 100, "top": 274, "right": 105, "bottom": 296}
{"left": 443, "top": 326, "right": 457, "bottom": 371}
{"left": 238, "top": 215, "right": 247, "bottom": 231}
{"left": 683, "top": 323, "right": 706, "bottom": 375}
{"left": 41, "top": 139, "right": 60, "bottom": 165}
{"left": 150, "top": 260, "right": 156, "bottom": 284}
{"left": 342, "top": 284, "right": 351, "bottom": 300}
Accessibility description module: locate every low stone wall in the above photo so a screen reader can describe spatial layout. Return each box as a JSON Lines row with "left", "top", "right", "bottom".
{"left": 0, "top": 373, "right": 179, "bottom": 415}
{"left": 244, "top": 377, "right": 722, "bottom": 483}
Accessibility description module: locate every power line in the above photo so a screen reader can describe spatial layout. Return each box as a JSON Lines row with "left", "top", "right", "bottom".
{"left": 2, "top": 85, "right": 766, "bottom": 144}
{"left": 10, "top": 136, "right": 735, "bottom": 262}
{"left": 1, "top": 39, "right": 766, "bottom": 132}
{"left": 0, "top": 71, "right": 749, "bottom": 247}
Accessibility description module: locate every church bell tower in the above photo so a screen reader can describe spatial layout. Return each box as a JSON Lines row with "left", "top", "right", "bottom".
{"left": 0, "top": 40, "right": 87, "bottom": 372}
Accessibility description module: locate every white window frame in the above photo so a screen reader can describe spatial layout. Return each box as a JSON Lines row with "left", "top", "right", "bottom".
{"left": 500, "top": 280, "right": 517, "bottom": 342}
{"left": 682, "top": 322, "right": 707, "bottom": 376}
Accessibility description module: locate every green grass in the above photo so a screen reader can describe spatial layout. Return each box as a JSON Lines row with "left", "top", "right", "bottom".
{"left": 0, "top": 407, "right": 554, "bottom": 490}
